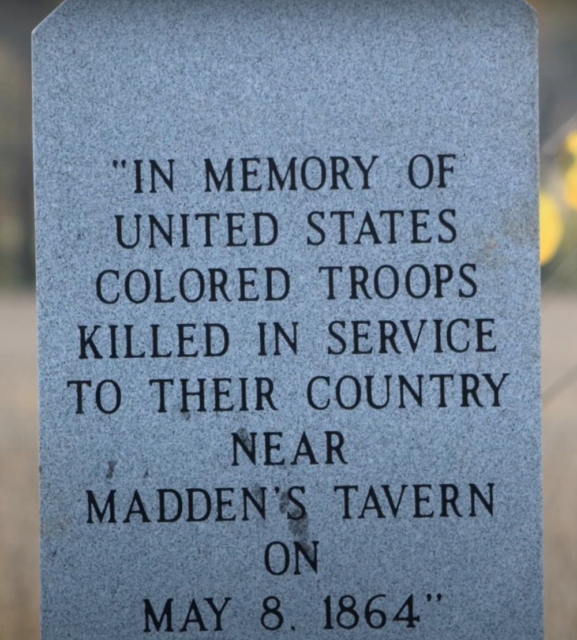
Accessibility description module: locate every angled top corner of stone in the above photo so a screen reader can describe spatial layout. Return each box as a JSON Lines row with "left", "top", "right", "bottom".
{"left": 510, "top": 0, "right": 538, "bottom": 19}
{"left": 32, "top": 0, "right": 81, "bottom": 41}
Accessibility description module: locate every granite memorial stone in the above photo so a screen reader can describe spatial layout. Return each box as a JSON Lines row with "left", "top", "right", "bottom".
{"left": 33, "top": 0, "right": 541, "bottom": 638}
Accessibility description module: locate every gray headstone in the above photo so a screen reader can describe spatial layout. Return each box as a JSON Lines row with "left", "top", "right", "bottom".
{"left": 33, "top": 0, "right": 541, "bottom": 638}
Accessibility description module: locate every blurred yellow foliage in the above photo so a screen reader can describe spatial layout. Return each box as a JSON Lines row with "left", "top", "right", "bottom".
{"left": 563, "top": 132, "right": 577, "bottom": 211}
{"left": 563, "top": 163, "right": 577, "bottom": 211}
{"left": 540, "top": 191, "right": 564, "bottom": 265}
{"left": 565, "top": 130, "right": 577, "bottom": 156}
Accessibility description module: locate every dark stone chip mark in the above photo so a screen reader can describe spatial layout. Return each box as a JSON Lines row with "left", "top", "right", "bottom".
{"left": 106, "top": 460, "right": 117, "bottom": 479}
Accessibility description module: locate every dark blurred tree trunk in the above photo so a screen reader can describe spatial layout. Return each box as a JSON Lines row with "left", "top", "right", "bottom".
{"left": 17, "top": 150, "right": 35, "bottom": 285}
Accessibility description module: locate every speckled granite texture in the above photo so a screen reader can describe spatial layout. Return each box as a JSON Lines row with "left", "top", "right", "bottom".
{"left": 33, "top": 1, "right": 541, "bottom": 638}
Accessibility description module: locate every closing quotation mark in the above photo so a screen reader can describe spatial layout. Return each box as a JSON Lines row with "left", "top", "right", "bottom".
{"left": 426, "top": 594, "right": 443, "bottom": 603}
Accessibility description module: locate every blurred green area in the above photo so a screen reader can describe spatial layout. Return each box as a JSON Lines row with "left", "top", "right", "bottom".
{"left": 537, "top": 0, "right": 577, "bottom": 288}
{"left": 0, "top": 0, "right": 60, "bottom": 288}
{"left": 1, "top": 0, "right": 577, "bottom": 289}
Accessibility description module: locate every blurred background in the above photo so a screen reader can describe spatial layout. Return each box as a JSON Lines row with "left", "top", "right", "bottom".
{"left": 0, "top": 0, "right": 576, "bottom": 638}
